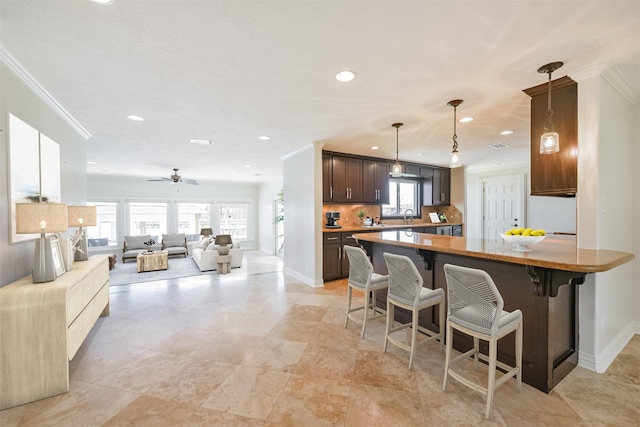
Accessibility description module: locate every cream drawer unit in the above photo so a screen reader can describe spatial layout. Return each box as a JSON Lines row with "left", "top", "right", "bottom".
{"left": 0, "top": 256, "right": 110, "bottom": 410}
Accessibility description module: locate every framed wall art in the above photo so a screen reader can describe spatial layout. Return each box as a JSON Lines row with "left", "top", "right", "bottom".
{"left": 8, "top": 113, "right": 61, "bottom": 244}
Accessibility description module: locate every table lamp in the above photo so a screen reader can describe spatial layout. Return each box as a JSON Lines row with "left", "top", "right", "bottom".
{"left": 214, "top": 234, "right": 232, "bottom": 255}
{"left": 200, "top": 228, "right": 213, "bottom": 239}
{"left": 15, "top": 202, "right": 68, "bottom": 283}
{"left": 67, "top": 205, "right": 97, "bottom": 261}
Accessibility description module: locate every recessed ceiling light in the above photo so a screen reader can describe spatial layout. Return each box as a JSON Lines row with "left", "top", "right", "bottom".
{"left": 417, "top": 153, "right": 423, "bottom": 156}
{"left": 127, "top": 115, "right": 144, "bottom": 121}
{"left": 370, "top": 146, "right": 380, "bottom": 150}
{"left": 87, "top": 161, "right": 97, "bottom": 165}
{"left": 258, "top": 135, "right": 270, "bottom": 140}
{"left": 459, "top": 117, "right": 474, "bottom": 123}
{"left": 244, "top": 165, "right": 251, "bottom": 168}
{"left": 500, "top": 130, "right": 515, "bottom": 135}
{"left": 336, "top": 70, "right": 355, "bottom": 82}
{"left": 91, "top": 0, "right": 114, "bottom": 4}
{"left": 189, "top": 138, "right": 212, "bottom": 145}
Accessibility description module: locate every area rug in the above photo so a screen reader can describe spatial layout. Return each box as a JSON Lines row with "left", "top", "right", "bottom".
{"left": 109, "top": 256, "right": 214, "bottom": 286}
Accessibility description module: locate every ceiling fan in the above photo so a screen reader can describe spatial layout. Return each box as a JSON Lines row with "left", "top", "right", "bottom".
{"left": 148, "top": 168, "right": 198, "bottom": 185}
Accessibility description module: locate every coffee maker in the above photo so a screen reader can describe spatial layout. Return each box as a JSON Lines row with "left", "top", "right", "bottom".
{"left": 326, "top": 211, "right": 341, "bottom": 228}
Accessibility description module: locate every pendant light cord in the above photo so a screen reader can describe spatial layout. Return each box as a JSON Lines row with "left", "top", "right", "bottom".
{"left": 452, "top": 105, "right": 458, "bottom": 152}
{"left": 544, "top": 71, "right": 554, "bottom": 132}
{"left": 396, "top": 126, "right": 399, "bottom": 161}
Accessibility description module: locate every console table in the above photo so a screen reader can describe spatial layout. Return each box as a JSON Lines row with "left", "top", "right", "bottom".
{"left": 0, "top": 256, "right": 110, "bottom": 410}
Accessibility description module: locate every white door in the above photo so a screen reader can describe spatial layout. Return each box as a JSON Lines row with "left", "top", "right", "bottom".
{"left": 482, "top": 174, "right": 525, "bottom": 245}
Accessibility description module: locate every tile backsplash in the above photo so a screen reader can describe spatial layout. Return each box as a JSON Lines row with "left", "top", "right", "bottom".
{"left": 322, "top": 204, "right": 463, "bottom": 226}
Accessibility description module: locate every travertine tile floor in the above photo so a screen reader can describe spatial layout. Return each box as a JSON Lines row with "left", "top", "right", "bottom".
{"left": 2, "top": 251, "right": 639, "bottom": 426}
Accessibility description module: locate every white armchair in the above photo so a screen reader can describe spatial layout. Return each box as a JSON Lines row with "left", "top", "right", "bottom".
{"left": 192, "top": 239, "right": 243, "bottom": 271}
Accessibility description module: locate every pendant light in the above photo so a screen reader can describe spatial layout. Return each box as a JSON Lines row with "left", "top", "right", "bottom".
{"left": 447, "top": 99, "right": 463, "bottom": 168}
{"left": 391, "top": 122, "right": 403, "bottom": 177}
{"left": 537, "top": 61, "right": 563, "bottom": 154}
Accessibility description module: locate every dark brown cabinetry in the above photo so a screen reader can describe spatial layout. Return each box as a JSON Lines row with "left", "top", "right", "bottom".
{"left": 404, "top": 164, "right": 434, "bottom": 178}
{"left": 523, "top": 76, "right": 577, "bottom": 196}
{"left": 423, "top": 168, "right": 450, "bottom": 206}
{"left": 323, "top": 232, "right": 359, "bottom": 280}
{"left": 363, "top": 160, "right": 390, "bottom": 204}
{"left": 324, "top": 154, "right": 363, "bottom": 203}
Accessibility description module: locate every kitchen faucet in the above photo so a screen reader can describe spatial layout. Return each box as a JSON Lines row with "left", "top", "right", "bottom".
{"left": 403, "top": 208, "right": 415, "bottom": 224}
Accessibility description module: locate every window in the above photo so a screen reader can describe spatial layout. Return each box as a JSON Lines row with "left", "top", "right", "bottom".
{"left": 218, "top": 202, "right": 249, "bottom": 240}
{"left": 128, "top": 202, "right": 167, "bottom": 242}
{"left": 382, "top": 178, "right": 420, "bottom": 217}
{"left": 178, "top": 203, "right": 210, "bottom": 241}
{"left": 86, "top": 202, "right": 117, "bottom": 247}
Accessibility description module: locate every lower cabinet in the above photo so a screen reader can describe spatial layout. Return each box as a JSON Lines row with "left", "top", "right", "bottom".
{"left": 323, "top": 232, "right": 359, "bottom": 281}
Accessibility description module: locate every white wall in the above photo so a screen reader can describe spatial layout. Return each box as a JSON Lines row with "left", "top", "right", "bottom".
{"left": 87, "top": 176, "right": 260, "bottom": 251}
{"left": 282, "top": 144, "right": 323, "bottom": 287}
{"left": 576, "top": 67, "right": 639, "bottom": 372}
{"left": 0, "top": 61, "right": 88, "bottom": 287}
{"left": 465, "top": 164, "right": 577, "bottom": 239}
{"left": 258, "top": 178, "right": 284, "bottom": 254}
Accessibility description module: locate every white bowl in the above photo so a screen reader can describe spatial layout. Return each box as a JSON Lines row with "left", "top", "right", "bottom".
{"left": 500, "top": 233, "right": 545, "bottom": 252}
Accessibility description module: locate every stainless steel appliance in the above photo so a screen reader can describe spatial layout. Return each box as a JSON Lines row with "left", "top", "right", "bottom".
{"left": 326, "top": 211, "right": 341, "bottom": 228}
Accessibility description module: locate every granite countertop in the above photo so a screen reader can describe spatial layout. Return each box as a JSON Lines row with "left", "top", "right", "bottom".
{"left": 323, "top": 222, "right": 463, "bottom": 233}
{"left": 352, "top": 231, "right": 634, "bottom": 273}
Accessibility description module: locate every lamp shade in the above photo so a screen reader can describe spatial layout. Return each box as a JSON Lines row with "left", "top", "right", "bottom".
{"left": 16, "top": 203, "right": 68, "bottom": 234}
{"left": 214, "top": 234, "right": 232, "bottom": 246}
{"left": 67, "top": 205, "right": 97, "bottom": 227}
{"left": 200, "top": 228, "right": 213, "bottom": 237}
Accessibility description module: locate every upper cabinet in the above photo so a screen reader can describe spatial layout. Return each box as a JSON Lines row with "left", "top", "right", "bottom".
{"left": 323, "top": 153, "right": 362, "bottom": 203}
{"left": 523, "top": 76, "right": 578, "bottom": 197}
{"left": 423, "top": 168, "right": 450, "bottom": 206}
{"left": 363, "top": 159, "right": 390, "bottom": 204}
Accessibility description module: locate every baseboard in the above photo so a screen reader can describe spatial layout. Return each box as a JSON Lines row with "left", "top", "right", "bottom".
{"left": 283, "top": 267, "right": 324, "bottom": 288}
{"left": 579, "top": 322, "right": 639, "bottom": 372}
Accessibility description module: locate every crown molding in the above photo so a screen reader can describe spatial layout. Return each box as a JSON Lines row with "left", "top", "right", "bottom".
{"left": 0, "top": 44, "right": 91, "bottom": 139}
{"left": 601, "top": 63, "right": 638, "bottom": 105}
{"left": 281, "top": 143, "right": 314, "bottom": 161}
{"left": 570, "top": 62, "right": 638, "bottom": 105}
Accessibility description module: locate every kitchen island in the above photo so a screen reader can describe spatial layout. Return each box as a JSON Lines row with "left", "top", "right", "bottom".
{"left": 353, "top": 231, "right": 634, "bottom": 393}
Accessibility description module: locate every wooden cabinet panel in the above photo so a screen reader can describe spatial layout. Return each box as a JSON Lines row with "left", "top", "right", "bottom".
{"left": 363, "top": 160, "right": 390, "bottom": 204}
{"left": 323, "top": 240, "right": 342, "bottom": 281}
{"left": 0, "top": 256, "right": 110, "bottom": 410}
{"left": 524, "top": 76, "right": 577, "bottom": 196}
{"left": 329, "top": 155, "right": 362, "bottom": 203}
{"left": 424, "top": 168, "right": 451, "bottom": 206}
{"left": 322, "top": 153, "right": 333, "bottom": 202}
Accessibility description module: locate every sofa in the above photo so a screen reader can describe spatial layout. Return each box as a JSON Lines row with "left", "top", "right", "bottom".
{"left": 122, "top": 234, "right": 152, "bottom": 263}
{"left": 192, "top": 238, "right": 243, "bottom": 271}
{"left": 161, "top": 233, "right": 188, "bottom": 258}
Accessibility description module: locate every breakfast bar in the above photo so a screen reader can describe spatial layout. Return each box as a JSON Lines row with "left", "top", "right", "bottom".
{"left": 353, "top": 231, "right": 634, "bottom": 393}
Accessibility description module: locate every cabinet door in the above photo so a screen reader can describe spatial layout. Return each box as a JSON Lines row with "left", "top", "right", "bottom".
{"left": 375, "top": 162, "right": 390, "bottom": 204}
{"left": 363, "top": 160, "right": 390, "bottom": 204}
{"left": 346, "top": 158, "right": 362, "bottom": 202}
{"left": 362, "top": 160, "right": 378, "bottom": 203}
{"left": 404, "top": 164, "right": 420, "bottom": 176}
{"left": 322, "top": 153, "right": 333, "bottom": 202}
{"left": 432, "top": 169, "right": 451, "bottom": 206}
{"left": 436, "top": 226, "right": 453, "bottom": 235}
{"left": 331, "top": 156, "right": 349, "bottom": 202}
{"left": 323, "top": 243, "right": 342, "bottom": 281}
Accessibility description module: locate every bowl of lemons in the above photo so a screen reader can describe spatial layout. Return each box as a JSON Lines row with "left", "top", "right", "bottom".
{"left": 500, "top": 228, "right": 546, "bottom": 252}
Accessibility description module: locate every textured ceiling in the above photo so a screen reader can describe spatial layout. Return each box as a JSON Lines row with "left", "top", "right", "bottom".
{"left": 1, "top": 0, "right": 639, "bottom": 184}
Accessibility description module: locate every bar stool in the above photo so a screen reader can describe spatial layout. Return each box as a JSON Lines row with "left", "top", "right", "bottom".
{"left": 442, "top": 263, "right": 523, "bottom": 419}
{"left": 382, "top": 253, "right": 444, "bottom": 369}
{"left": 343, "top": 245, "right": 389, "bottom": 338}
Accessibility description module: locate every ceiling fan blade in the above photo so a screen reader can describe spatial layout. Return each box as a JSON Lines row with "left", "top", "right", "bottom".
{"left": 148, "top": 178, "right": 171, "bottom": 181}
{"left": 183, "top": 179, "right": 199, "bottom": 185}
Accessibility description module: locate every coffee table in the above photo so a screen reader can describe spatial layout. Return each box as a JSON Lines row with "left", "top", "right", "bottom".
{"left": 137, "top": 250, "right": 168, "bottom": 273}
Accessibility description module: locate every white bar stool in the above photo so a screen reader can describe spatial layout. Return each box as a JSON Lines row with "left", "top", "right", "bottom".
{"left": 343, "top": 245, "right": 389, "bottom": 338}
{"left": 382, "top": 252, "right": 445, "bottom": 369}
{"left": 442, "top": 263, "right": 523, "bottom": 419}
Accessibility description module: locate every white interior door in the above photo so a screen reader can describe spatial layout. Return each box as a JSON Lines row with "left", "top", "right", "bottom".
{"left": 482, "top": 174, "right": 525, "bottom": 244}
